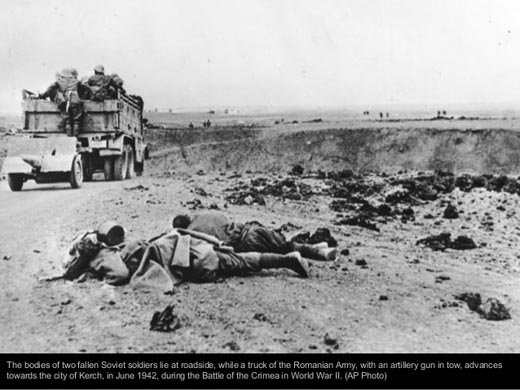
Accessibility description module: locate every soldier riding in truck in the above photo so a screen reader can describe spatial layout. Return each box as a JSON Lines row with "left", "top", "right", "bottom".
{"left": 2, "top": 65, "right": 150, "bottom": 192}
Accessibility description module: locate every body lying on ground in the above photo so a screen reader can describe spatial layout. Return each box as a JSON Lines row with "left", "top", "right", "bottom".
{"left": 63, "top": 227, "right": 309, "bottom": 293}
{"left": 172, "top": 211, "right": 337, "bottom": 261}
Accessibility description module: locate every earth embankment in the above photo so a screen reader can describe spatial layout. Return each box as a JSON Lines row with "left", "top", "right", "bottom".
{"left": 148, "top": 127, "right": 520, "bottom": 175}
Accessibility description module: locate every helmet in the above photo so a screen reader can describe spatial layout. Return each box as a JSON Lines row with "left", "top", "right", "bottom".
{"left": 94, "top": 64, "right": 105, "bottom": 73}
{"left": 59, "top": 68, "right": 73, "bottom": 78}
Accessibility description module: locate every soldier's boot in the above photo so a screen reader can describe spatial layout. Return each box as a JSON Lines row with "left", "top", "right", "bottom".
{"left": 239, "top": 252, "right": 309, "bottom": 278}
{"left": 312, "top": 242, "right": 328, "bottom": 249}
{"left": 57, "top": 116, "right": 68, "bottom": 134}
{"left": 293, "top": 243, "right": 337, "bottom": 261}
{"left": 71, "top": 120, "right": 81, "bottom": 137}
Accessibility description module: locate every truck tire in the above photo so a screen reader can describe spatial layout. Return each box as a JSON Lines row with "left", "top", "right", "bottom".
{"left": 125, "top": 145, "right": 135, "bottom": 179}
{"left": 103, "top": 157, "right": 114, "bottom": 181}
{"left": 8, "top": 174, "right": 24, "bottom": 191}
{"left": 113, "top": 148, "right": 128, "bottom": 181}
{"left": 70, "top": 155, "right": 83, "bottom": 189}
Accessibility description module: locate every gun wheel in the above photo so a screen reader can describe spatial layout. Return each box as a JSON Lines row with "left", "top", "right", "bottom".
{"left": 8, "top": 174, "right": 24, "bottom": 192}
{"left": 70, "top": 155, "right": 83, "bottom": 189}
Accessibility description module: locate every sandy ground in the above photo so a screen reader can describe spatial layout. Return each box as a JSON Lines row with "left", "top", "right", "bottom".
{"left": 0, "top": 120, "right": 519, "bottom": 353}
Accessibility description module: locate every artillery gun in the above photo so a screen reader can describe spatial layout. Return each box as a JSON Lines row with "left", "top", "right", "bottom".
{"left": 1, "top": 91, "right": 149, "bottom": 191}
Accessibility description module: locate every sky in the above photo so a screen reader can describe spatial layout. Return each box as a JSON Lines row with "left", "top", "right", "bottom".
{"left": 1, "top": 0, "right": 520, "bottom": 113}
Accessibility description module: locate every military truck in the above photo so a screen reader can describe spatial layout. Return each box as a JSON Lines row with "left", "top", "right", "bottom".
{"left": 2, "top": 92, "right": 149, "bottom": 191}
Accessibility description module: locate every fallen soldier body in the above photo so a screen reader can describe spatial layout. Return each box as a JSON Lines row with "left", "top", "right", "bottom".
{"left": 63, "top": 225, "right": 309, "bottom": 293}
{"left": 172, "top": 212, "right": 337, "bottom": 261}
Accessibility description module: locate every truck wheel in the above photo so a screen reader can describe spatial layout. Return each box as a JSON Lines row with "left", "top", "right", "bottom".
{"left": 125, "top": 145, "right": 135, "bottom": 179}
{"left": 8, "top": 174, "right": 24, "bottom": 191}
{"left": 70, "top": 155, "right": 83, "bottom": 189}
{"left": 113, "top": 148, "right": 128, "bottom": 181}
{"left": 103, "top": 157, "right": 114, "bottom": 181}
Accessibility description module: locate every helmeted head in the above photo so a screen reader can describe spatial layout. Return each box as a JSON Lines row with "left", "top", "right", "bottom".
{"left": 172, "top": 214, "right": 191, "bottom": 229}
{"left": 59, "top": 68, "right": 73, "bottom": 78}
{"left": 70, "top": 68, "right": 78, "bottom": 78}
{"left": 111, "top": 73, "right": 124, "bottom": 87}
{"left": 94, "top": 64, "right": 105, "bottom": 74}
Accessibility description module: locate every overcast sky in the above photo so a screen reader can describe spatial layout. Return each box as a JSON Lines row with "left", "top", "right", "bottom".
{"left": 1, "top": 0, "right": 519, "bottom": 112}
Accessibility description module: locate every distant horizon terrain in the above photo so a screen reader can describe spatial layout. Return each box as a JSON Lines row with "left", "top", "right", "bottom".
{"left": 2, "top": 100, "right": 520, "bottom": 119}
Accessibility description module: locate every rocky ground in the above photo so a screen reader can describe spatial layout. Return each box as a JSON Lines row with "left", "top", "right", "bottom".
{"left": 1, "top": 118, "right": 519, "bottom": 353}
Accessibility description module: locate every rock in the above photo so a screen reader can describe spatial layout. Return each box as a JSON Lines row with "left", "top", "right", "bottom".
{"left": 455, "top": 292, "right": 482, "bottom": 311}
{"left": 3, "top": 255, "right": 11, "bottom": 261}
{"left": 209, "top": 203, "right": 220, "bottom": 210}
{"left": 478, "top": 298, "right": 511, "bottom": 321}
{"left": 401, "top": 207, "right": 415, "bottom": 222}
{"left": 416, "top": 232, "right": 452, "bottom": 251}
{"left": 125, "top": 184, "right": 149, "bottom": 191}
{"left": 194, "top": 187, "right": 208, "bottom": 197}
{"left": 196, "top": 169, "right": 206, "bottom": 176}
{"left": 443, "top": 205, "right": 459, "bottom": 219}
{"left": 323, "top": 333, "right": 338, "bottom": 347}
{"left": 340, "top": 249, "right": 350, "bottom": 256}
{"left": 451, "top": 235, "right": 477, "bottom": 250}
{"left": 379, "top": 295, "right": 389, "bottom": 301}
{"left": 377, "top": 203, "right": 393, "bottom": 216}
{"left": 355, "top": 259, "right": 367, "bottom": 266}
{"left": 416, "top": 233, "right": 476, "bottom": 251}
{"left": 223, "top": 341, "right": 240, "bottom": 351}
{"left": 253, "top": 313, "right": 269, "bottom": 322}
{"left": 150, "top": 304, "right": 182, "bottom": 332}
{"left": 291, "top": 164, "right": 304, "bottom": 175}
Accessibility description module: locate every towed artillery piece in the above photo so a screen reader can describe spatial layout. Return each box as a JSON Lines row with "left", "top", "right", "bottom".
{"left": 2, "top": 91, "right": 149, "bottom": 191}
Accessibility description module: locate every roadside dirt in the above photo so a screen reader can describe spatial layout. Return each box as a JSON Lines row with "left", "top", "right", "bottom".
{"left": 0, "top": 123, "right": 519, "bottom": 353}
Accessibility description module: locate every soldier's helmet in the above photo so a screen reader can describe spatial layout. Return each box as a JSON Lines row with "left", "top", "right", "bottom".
{"left": 111, "top": 73, "right": 124, "bottom": 87}
{"left": 94, "top": 64, "right": 105, "bottom": 74}
{"left": 60, "top": 68, "right": 73, "bottom": 78}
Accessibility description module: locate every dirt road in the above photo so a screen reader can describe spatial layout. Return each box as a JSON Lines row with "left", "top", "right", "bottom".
{"left": 1, "top": 163, "right": 519, "bottom": 353}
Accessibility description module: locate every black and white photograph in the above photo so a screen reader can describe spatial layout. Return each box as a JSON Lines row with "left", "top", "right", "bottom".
{"left": 0, "top": 0, "right": 519, "bottom": 385}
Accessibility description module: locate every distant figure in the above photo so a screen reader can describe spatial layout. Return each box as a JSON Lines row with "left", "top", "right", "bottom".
{"left": 442, "top": 110, "right": 447, "bottom": 116}
{"left": 188, "top": 122, "right": 194, "bottom": 129}
{"left": 367, "top": 111, "right": 369, "bottom": 115}
{"left": 206, "top": 119, "right": 211, "bottom": 128}
{"left": 386, "top": 112, "right": 389, "bottom": 118}
{"left": 437, "top": 110, "right": 441, "bottom": 117}
{"left": 379, "top": 112, "right": 383, "bottom": 119}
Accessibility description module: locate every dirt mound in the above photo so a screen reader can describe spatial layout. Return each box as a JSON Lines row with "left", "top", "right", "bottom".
{"left": 148, "top": 127, "right": 520, "bottom": 176}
